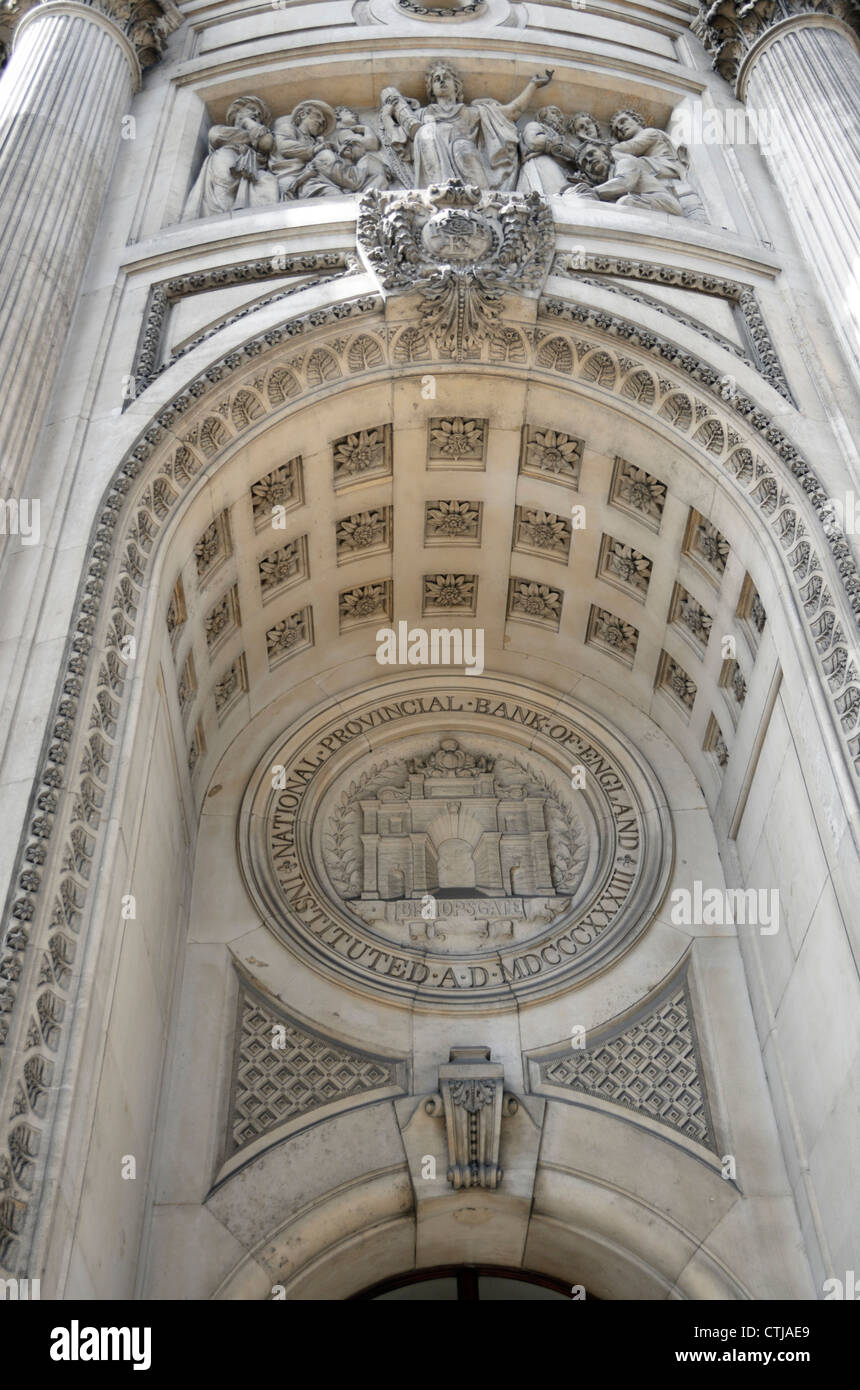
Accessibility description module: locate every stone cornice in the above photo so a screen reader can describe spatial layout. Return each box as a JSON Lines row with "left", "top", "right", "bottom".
{"left": 694, "top": 0, "right": 860, "bottom": 87}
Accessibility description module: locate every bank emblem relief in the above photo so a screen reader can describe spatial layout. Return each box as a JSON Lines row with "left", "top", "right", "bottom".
{"left": 356, "top": 179, "right": 555, "bottom": 355}
{"left": 239, "top": 683, "right": 673, "bottom": 1006}
{"left": 323, "top": 737, "right": 588, "bottom": 948}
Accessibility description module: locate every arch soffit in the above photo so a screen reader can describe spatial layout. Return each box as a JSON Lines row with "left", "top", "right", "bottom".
{"left": 205, "top": 1104, "right": 749, "bottom": 1301}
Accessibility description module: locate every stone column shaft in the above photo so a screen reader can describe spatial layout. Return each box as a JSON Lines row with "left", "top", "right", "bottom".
{"left": 0, "top": 4, "right": 138, "bottom": 502}
{"left": 743, "top": 24, "right": 860, "bottom": 378}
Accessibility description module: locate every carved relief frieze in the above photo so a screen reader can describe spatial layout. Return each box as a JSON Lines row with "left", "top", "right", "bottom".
{"left": 180, "top": 69, "right": 705, "bottom": 224}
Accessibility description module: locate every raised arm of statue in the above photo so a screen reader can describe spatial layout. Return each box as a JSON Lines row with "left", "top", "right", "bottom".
{"left": 393, "top": 99, "right": 421, "bottom": 139}
{"left": 493, "top": 70, "right": 554, "bottom": 122}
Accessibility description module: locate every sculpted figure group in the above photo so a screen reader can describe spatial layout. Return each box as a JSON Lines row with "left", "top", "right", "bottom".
{"left": 182, "top": 64, "right": 705, "bottom": 222}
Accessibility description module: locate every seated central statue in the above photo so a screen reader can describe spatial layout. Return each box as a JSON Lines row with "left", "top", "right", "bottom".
{"left": 383, "top": 61, "right": 554, "bottom": 191}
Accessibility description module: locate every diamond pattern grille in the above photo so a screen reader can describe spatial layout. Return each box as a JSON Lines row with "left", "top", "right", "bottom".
{"left": 539, "top": 988, "right": 712, "bottom": 1146}
{"left": 231, "top": 996, "right": 397, "bottom": 1152}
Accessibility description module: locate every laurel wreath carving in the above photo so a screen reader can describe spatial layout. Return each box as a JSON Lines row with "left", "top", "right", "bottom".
{"left": 323, "top": 760, "right": 407, "bottom": 898}
{"left": 505, "top": 758, "right": 589, "bottom": 894}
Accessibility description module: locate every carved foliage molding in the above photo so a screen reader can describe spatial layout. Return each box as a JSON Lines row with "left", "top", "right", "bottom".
{"left": 694, "top": 0, "right": 860, "bottom": 86}
{"left": 2, "top": 0, "right": 182, "bottom": 71}
{"left": 553, "top": 251, "right": 793, "bottom": 403}
{"left": 130, "top": 252, "right": 357, "bottom": 389}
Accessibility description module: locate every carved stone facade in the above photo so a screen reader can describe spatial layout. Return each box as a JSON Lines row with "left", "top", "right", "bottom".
{"left": 426, "top": 1047, "right": 517, "bottom": 1190}
{"left": 695, "top": 0, "right": 859, "bottom": 86}
{"left": 228, "top": 980, "right": 406, "bottom": 1158}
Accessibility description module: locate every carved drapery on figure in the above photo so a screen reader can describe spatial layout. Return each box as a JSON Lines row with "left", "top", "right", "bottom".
{"left": 181, "top": 63, "right": 705, "bottom": 223}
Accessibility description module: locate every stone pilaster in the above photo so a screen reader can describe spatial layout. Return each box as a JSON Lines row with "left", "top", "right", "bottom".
{"left": 696, "top": 1, "right": 860, "bottom": 380}
{"left": 0, "top": 0, "right": 180, "bottom": 506}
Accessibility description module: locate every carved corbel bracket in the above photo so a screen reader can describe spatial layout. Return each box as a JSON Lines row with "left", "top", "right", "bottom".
{"left": 425, "top": 1046, "right": 518, "bottom": 1189}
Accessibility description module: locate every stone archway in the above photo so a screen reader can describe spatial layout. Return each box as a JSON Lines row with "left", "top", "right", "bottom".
{"left": 0, "top": 273, "right": 849, "bottom": 1296}
{"left": 436, "top": 840, "right": 477, "bottom": 892}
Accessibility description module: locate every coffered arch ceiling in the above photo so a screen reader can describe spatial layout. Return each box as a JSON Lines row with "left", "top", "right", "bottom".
{"left": 9, "top": 280, "right": 860, "bottom": 960}
{"left": 6, "top": 279, "right": 860, "bottom": 956}
{"left": 161, "top": 369, "right": 778, "bottom": 784}
{"left": 136, "top": 324, "right": 860, "bottom": 809}
{"left": 9, "top": 285, "right": 860, "bottom": 951}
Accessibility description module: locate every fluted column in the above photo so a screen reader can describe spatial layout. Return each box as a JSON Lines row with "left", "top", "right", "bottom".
{"left": 697, "top": 1, "right": 860, "bottom": 382}
{"left": 0, "top": 0, "right": 179, "bottom": 505}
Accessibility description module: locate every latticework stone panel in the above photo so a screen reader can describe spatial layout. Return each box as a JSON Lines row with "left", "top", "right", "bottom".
{"left": 534, "top": 982, "right": 714, "bottom": 1148}
{"left": 229, "top": 988, "right": 405, "bottom": 1154}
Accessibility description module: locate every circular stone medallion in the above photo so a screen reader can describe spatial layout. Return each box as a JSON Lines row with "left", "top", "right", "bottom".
{"left": 239, "top": 679, "right": 672, "bottom": 1008}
